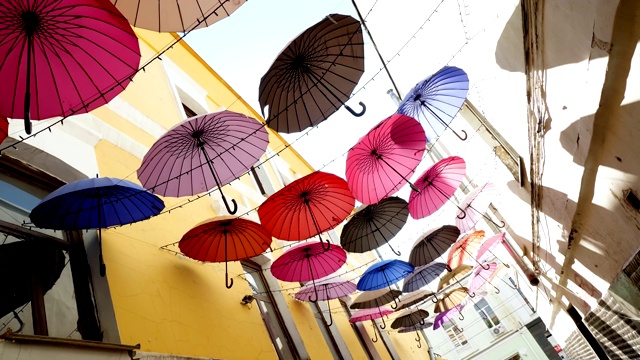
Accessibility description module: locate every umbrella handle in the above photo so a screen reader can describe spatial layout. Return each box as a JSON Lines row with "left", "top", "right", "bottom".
{"left": 320, "top": 237, "right": 331, "bottom": 252}
{"left": 371, "top": 322, "right": 379, "bottom": 342}
{"left": 419, "top": 317, "right": 425, "bottom": 326}
{"left": 416, "top": 339, "right": 422, "bottom": 348}
{"left": 390, "top": 294, "right": 399, "bottom": 310}
{"left": 379, "top": 316, "right": 387, "bottom": 329}
{"left": 415, "top": 331, "right": 421, "bottom": 342}
{"left": 431, "top": 295, "right": 438, "bottom": 303}
{"left": 388, "top": 242, "right": 401, "bottom": 256}
{"left": 456, "top": 208, "right": 467, "bottom": 219}
{"left": 225, "top": 271, "right": 234, "bottom": 289}
{"left": 459, "top": 313, "right": 465, "bottom": 321}
{"left": 222, "top": 196, "right": 238, "bottom": 215}
{"left": 345, "top": 101, "right": 366, "bottom": 117}
{"left": 324, "top": 298, "right": 333, "bottom": 326}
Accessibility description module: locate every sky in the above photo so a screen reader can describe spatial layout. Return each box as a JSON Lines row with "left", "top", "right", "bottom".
{"left": 185, "top": 0, "right": 503, "bottom": 259}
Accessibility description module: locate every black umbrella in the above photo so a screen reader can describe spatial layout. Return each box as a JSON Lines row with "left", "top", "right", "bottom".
{"left": 408, "top": 225, "right": 460, "bottom": 269}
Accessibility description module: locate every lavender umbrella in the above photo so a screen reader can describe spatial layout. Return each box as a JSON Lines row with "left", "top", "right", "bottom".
{"left": 349, "top": 306, "right": 393, "bottom": 343}
{"left": 296, "top": 276, "right": 356, "bottom": 326}
{"left": 137, "top": 110, "right": 269, "bottom": 215}
{"left": 456, "top": 182, "right": 505, "bottom": 231}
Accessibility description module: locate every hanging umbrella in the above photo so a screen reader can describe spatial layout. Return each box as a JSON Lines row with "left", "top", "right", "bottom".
{"left": 340, "top": 196, "right": 409, "bottom": 256}
{"left": 437, "top": 265, "right": 474, "bottom": 300}
{"left": 391, "top": 308, "right": 429, "bottom": 329}
{"left": 476, "top": 232, "right": 507, "bottom": 263}
{"left": 357, "top": 260, "right": 414, "bottom": 314}
{"left": 402, "top": 262, "right": 448, "bottom": 294}
{"left": 258, "top": 171, "right": 355, "bottom": 250}
{"left": 350, "top": 288, "right": 402, "bottom": 310}
{"left": 345, "top": 114, "right": 426, "bottom": 205}
{"left": 259, "top": 14, "right": 366, "bottom": 133}
{"left": 0, "top": 116, "right": 7, "bottom": 144}
{"left": 397, "top": 66, "right": 469, "bottom": 141}
{"left": 112, "top": 0, "right": 246, "bottom": 32}
{"left": 447, "top": 230, "right": 487, "bottom": 270}
{"left": 0, "top": 0, "right": 141, "bottom": 134}
{"left": 434, "top": 287, "right": 468, "bottom": 313}
{"left": 398, "top": 320, "right": 433, "bottom": 349}
{"left": 179, "top": 217, "right": 272, "bottom": 289}
{"left": 433, "top": 304, "right": 464, "bottom": 329}
{"left": 349, "top": 306, "right": 393, "bottom": 342}
{"left": 456, "top": 182, "right": 505, "bottom": 231}
{"left": 396, "top": 289, "right": 435, "bottom": 311}
{"left": 295, "top": 276, "right": 356, "bottom": 326}
{"left": 29, "top": 177, "right": 164, "bottom": 276}
{"left": 468, "top": 262, "right": 501, "bottom": 294}
{"left": 408, "top": 225, "right": 460, "bottom": 269}
{"left": 137, "top": 110, "right": 269, "bottom": 214}
{"left": 408, "top": 156, "right": 467, "bottom": 220}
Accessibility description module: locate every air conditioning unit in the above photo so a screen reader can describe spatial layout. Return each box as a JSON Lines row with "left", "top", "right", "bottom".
{"left": 490, "top": 323, "right": 507, "bottom": 337}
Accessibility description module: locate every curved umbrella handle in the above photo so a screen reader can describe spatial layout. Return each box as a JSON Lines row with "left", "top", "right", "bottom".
{"left": 456, "top": 208, "right": 467, "bottom": 219}
{"left": 379, "top": 316, "right": 387, "bottom": 330}
{"left": 390, "top": 294, "right": 399, "bottom": 310}
{"left": 416, "top": 339, "right": 422, "bottom": 348}
{"left": 419, "top": 317, "right": 425, "bottom": 326}
{"left": 324, "top": 299, "right": 333, "bottom": 326}
{"left": 459, "top": 313, "right": 465, "bottom": 321}
{"left": 415, "top": 331, "right": 421, "bottom": 342}
{"left": 345, "top": 101, "right": 366, "bottom": 117}
{"left": 371, "top": 323, "right": 379, "bottom": 343}
{"left": 388, "top": 242, "right": 401, "bottom": 256}
{"left": 222, "top": 196, "right": 238, "bottom": 215}
{"left": 226, "top": 272, "right": 234, "bottom": 289}
{"left": 451, "top": 128, "right": 467, "bottom": 141}
{"left": 431, "top": 295, "right": 438, "bottom": 303}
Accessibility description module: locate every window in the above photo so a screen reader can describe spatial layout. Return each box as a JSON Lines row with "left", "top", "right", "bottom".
{"left": 241, "top": 261, "right": 300, "bottom": 359}
{"left": 443, "top": 319, "right": 469, "bottom": 348}
{"left": 475, "top": 298, "right": 501, "bottom": 329}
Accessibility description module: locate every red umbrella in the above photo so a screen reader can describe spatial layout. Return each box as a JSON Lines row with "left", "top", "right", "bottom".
{"left": 0, "top": 0, "right": 141, "bottom": 134}
{"left": 0, "top": 116, "right": 8, "bottom": 144}
{"left": 179, "top": 217, "right": 272, "bottom": 289}
{"left": 447, "top": 230, "right": 487, "bottom": 270}
{"left": 456, "top": 182, "right": 505, "bottom": 232}
{"left": 408, "top": 156, "right": 467, "bottom": 219}
{"left": 346, "top": 114, "right": 426, "bottom": 205}
{"left": 258, "top": 171, "right": 355, "bottom": 249}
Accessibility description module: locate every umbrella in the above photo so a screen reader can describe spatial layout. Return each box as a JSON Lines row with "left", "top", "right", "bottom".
{"left": 270, "top": 241, "right": 347, "bottom": 308}
{"left": 350, "top": 288, "right": 402, "bottom": 311}
{"left": 345, "top": 114, "right": 426, "bottom": 205}
{"left": 438, "top": 265, "right": 474, "bottom": 298}
{"left": 357, "top": 260, "right": 414, "bottom": 311}
{"left": 391, "top": 308, "right": 429, "bottom": 329}
{"left": 29, "top": 177, "right": 164, "bottom": 276}
{"left": 398, "top": 320, "right": 433, "bottom": 349}
{"left": 408, "top": 156, "right": 467, "bottom": 220}
{"left": 397, "top": 66, "right": 469, "bottom": 141}
{"left": 433, "top": 304, "right": 464, "bottom": 329}
{"left": 0, "top": 116, "right": 7, "bottom": 144}
{"left": 340, "top": 196, "right": 409, "bottom": 256}
{"left": 468, "top": 262, "right": 501, "bottom": 294}
{"left": 434, "top": 287, "right": 468, "bottom": 313}
{"left": 396, "top": 289, "right": 435, "bottom": 310}
{"left": 112, "top": 0, "right": 246, "bottom": 32}
{"left": 402, "top": 262, "right": 448, "bottom": 294}
{"left": 259, "top": 14, "right": 366, "bottom": 133}
{"left": 349, "top": 306, "right": 393, "bottom": 342}
{"left": 0, "top": 0, "right": 140, "bottom": 134}
{"left": 179, "top": 217, "right": 272, "bottom": 289}
{"left": 295, "top": 276, "right": 356, "bottom": 326}
{"left": 456, "top": 182, "right": 505, "bottom": 231}
{"left": 408, "top": 225, "right": 460, "bottom": 269}
{"left": 137, "top": 110, "right": 269, "bottom": 214}
{"left": 258, "top": 171, "right": 355, "bottom": 250}
{"left": 447, "top": 230, "right": 487, "bottom": 270}
{"left": 476, "top": 232, "right": 507, "bottom": 263}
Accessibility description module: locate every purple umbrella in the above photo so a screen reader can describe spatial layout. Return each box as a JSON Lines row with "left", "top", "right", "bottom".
{"left": 295, "top": 276, "right": 356, "bottom": 326}
{"left": 433, "top": 304, "right": 464, "bottom": 329}
{"left": 137, "top": 110, "right": 269, "bottom": 214}
{"left": 468, "top": 262, "right": 500, "bottom": 294}
{"left": 455, "top": 182, "right": 505, "bottom": 232}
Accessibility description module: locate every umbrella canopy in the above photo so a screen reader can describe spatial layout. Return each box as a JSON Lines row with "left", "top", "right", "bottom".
{"left": 0, "top": 116, "right": 8, "bottom": 144}
{"left": 476, "top": 232, "right": 506, "bottom": 263}
{"left": 0, "top": 0, "right": 140, "bottom": 134}
{"left": 270, "top": 241, "right": 347, "bottom": 282}
{"left": 357, "top": 259, "right": 414, "bottom": 291}
{"left": 402, "top": 262, "right": 448, "bottom": 293}
{"left": 350, "top": 288, "right": 402, "bottom": 310}
{"left": 456, "top": 182, "right": 504, "bottom": 232}
{"left": 112, "top": 0, "right": 245, "bottom": 32}
{"left": 258, "top": 171, "right": 355, "bottom": 248}
{"left": 296, "top": 275, "right": 356, "bottom": 327}
{"left": 179, "top": 217, "right": 272, "bottom": 289}
{"left": 137, "top": 110, "right": 269, "bottom": 214}
{"left": 259, "top": 14, "right": 365, "bottom": 133}
{"left": 340, "top": 196, "right": 409, "bottom": 255}
{"left": 434, "top": 287, "right": 468, "bottom": 313}
{"left": 396, "top": 289, "right": 435, "bottom": 311}
{"left": 29, "top": 177, "right": 164, "bottom": 276}
{"left": 408, "top": 225, "right": 460, "bottom": 268}
{"left": 433, "top": 304, "right": 463, "bottom": 329}
{"left": 438, "top": 265, "right": 473, "bottom": 291}
{"left": 408, "top": 156, "right": 467, "bottom": 219}
{"left": 397, "top": 66, "right": 469, "bottom": 141}
{"left": 391, "top": 308, "right": 430, "bottom": 329}
{"left": 350, "top": 306, "right": 394, "bottom": 333}
{"left": 345, "top": 114, "right": 426, "bottom": 205}
{"left": 468, "top": 262, "right": 500, "bottom": 294}
{"left": 447, "top": 230, "right": 485, "bottom": 269}
{"left": 398, "top": 321, "right": 434, "bottom": 333}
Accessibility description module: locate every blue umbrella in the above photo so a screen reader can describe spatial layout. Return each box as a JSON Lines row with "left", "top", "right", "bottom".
{"left": 30, "top": 177, "right": 165, "bottom": 276}
{"left": 396, "top": 66, "right": 469, "bottom": 141}
{"left": 357, "top": 259, "right": 414, "bottom": 314}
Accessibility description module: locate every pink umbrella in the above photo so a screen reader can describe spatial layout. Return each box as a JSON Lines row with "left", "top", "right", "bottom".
{"left": 408, "top": 156, "right": 466, "bottom": 219}
{"left": 476, "top": 232, "right": 506, "bottom": 263}
{"left": 295, "top": 276, "right": 356, "bottom": 326}
{"left": 137, "top": 110, "right": 269, "bottom": 214}
{"left": 346, "top": 114, "right": 426, "bottom": 204}
{"left": 456, "top": 182, "right": 505, "bottom": 232}
{"left": 0, "top": 0, "right": 140, "bottom": 134}
{"left": 468, "top": 262, "right": 500, "bottom": 294}
{"left": 349, "top": 306, "right": 393, "bottom": 343}
{"left": 433, "top": 304, "right": 464, "bottom": 329}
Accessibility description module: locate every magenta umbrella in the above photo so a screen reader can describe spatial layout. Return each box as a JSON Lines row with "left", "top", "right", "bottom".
{"left": 349, "top": 306, "right": 393, "bottom": 343}
{"left": 0, "top": 0, "right": 141, "bottom": 134}
{"left": 456, "top": 182, "right": 505, "bottom": 232}
{"left": 296, "top": 276, "right": 356, "bottom": 326}
{"left": 346, "top": 114, "right": 426, "bottom": 204}
{"left": 408, "top": 156, "right": 466, "bottom": 219}
{"left": 137, "top": 110, "right": 269, "bottom": 214}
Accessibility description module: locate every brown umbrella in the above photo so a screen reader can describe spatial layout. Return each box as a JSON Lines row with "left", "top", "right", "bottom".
{"left": 259, "top": 14, "right": 366, "bottom": 133}
{"left": 396, "top": 290, "right": 435, "bottom": 311}
{"left": 434, "top": 287, "right": 468, "bottom": 313}
{"left": 391, "top": 308, "right": 430, "bottom": 329}
{"left": 438, "top": 265, "right": 473, "bottom": 291}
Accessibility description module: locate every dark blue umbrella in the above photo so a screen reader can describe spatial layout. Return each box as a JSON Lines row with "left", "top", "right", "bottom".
{"left": 396, "top": 66, "right": 469, "bottom": 141}
{"left": 402, "top": 262, "right": 448, "bottom": 295}
{"left": 30, "top": 177, "right": 165, "bottom": 276}
{"left": 357, "top": 259, "right": 414, "bottom": 314}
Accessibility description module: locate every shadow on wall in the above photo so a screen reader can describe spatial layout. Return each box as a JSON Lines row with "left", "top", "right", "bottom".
{"left": 495, "top": 2, "right": 610, "bottom": 73}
